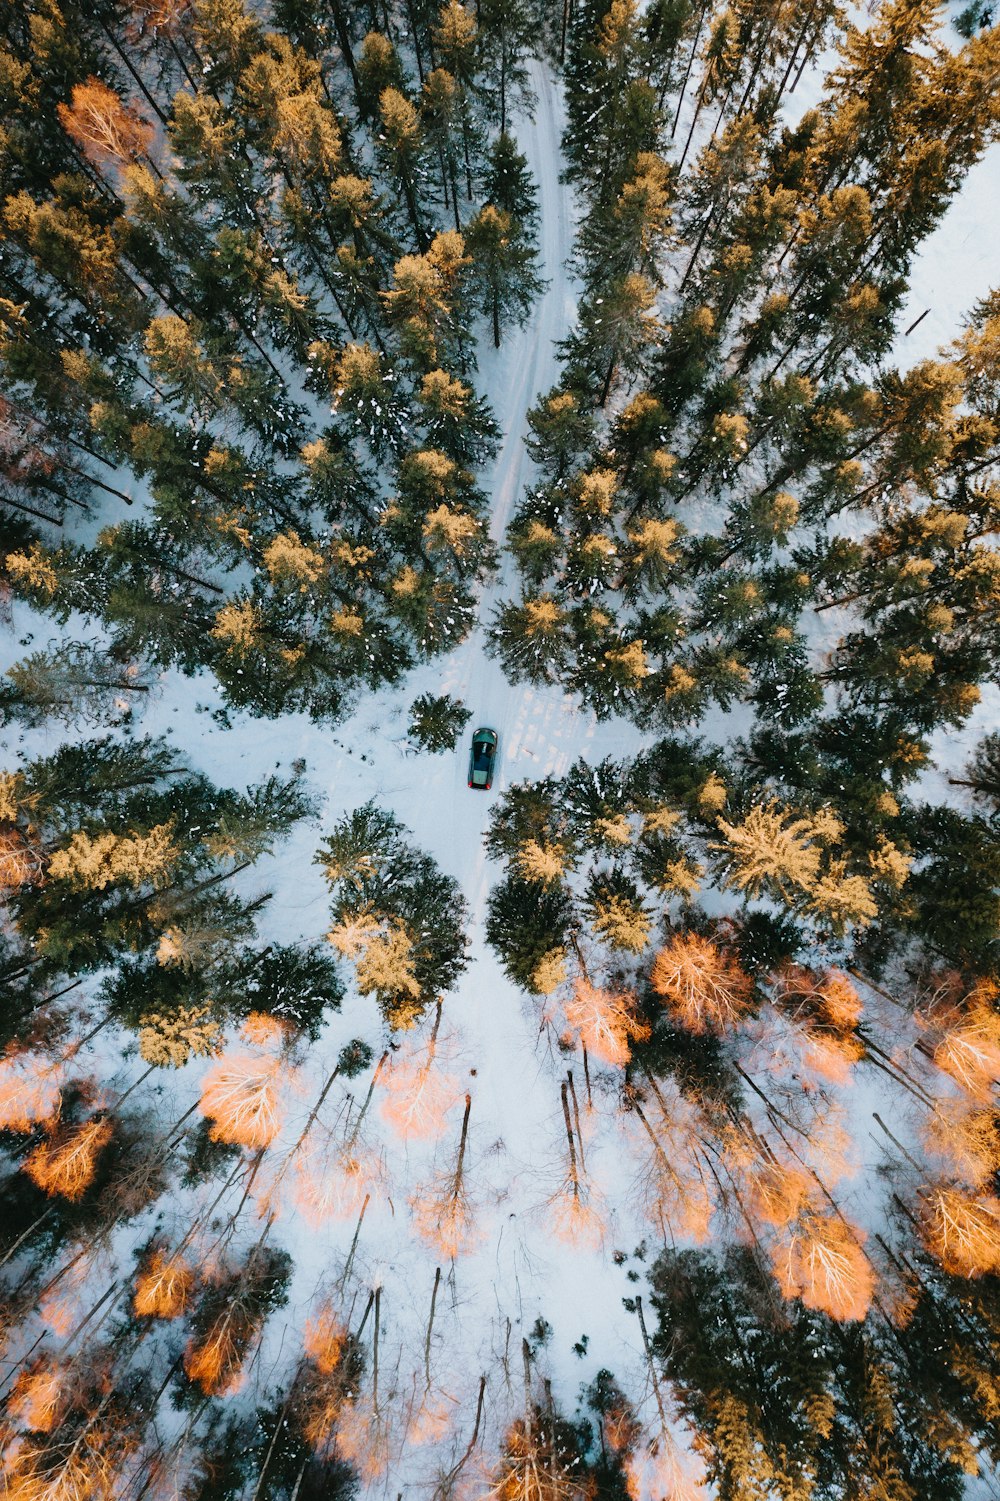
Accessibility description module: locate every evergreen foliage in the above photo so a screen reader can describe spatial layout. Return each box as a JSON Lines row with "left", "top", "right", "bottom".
{"left": 3, "top": 0, "right": 1000, "bottom": 1492}
{"left": 407, "top": 690, "right": 472, "bottom": 750}
{"left": 0, "top": 0, "right": 547, "bottom": 724}
{"left": 318, "top": 800, "right": 469, "bottom": 1026}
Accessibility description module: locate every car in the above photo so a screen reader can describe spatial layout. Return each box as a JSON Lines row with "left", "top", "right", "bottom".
{"left": 468, "top": 727, "right": 498, "bottom": 790}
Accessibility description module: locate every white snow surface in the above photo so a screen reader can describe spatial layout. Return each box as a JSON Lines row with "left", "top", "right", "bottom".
{"left": 4, "top": 40, "right": 1000, "bottom": 1498}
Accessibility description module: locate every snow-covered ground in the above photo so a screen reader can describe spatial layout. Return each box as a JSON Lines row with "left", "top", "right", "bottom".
{"left": 4, "top": 31, "right": 1000, "bottom": 1493}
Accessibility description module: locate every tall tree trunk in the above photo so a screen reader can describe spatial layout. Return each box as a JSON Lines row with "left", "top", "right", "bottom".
{"left": 500, "top": 45, "right": 508, "bottom": 135}
{"left": 1, "top": 494, "right": 64, "bottom": 526}
{"left": 656, "top": 37, "right": 681, "bottom": 107}
{"left": 678, "top": 205, "right": 715, "bottom": 293}
{"left": 671, "top": 0, "right": 709, "bottom": 139}
{"left": 775, "top": 0, "right": 820, "bottom": 104}
{"left": 405, "top": 0, "right": 427, "bottom": 83}
{"left": 599, "top": 354, "right": 616, "bottom": 407}
{"left": 424, "top": 1265, "right": 441, "bottom": 1391}
{"left": 439, "top": 148, "right": 451, "bottom": 211}
{"left": 339, "top": 1192, "right": 371, "bottom": 1292}
{"left": 449, "top": 158, "right": 462, "bottom": 231}
{"left": 96, "top": 18, "right": 171, "bottom": 128}
{"left": 678, "top": 83, "right": 708, "bottom": 173}
{"left": 402, "top": 169, "right": 427, "bottom": 249}
{"left": 462, "top": 111, "right": 475, "bottom": 198}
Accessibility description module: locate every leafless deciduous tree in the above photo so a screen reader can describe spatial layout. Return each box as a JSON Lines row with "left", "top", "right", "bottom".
{"left": 410, "top": 1094, "right": 480, "bottom": 1259}
{"left": 650, "top": 931, "right": 753, "bottom": 1033}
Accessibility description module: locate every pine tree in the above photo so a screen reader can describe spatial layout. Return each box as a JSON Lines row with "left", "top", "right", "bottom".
{"left": 563, "top": 0, "right": 659, "bottom": 205}
{"left": 356, "top": 30, "right": 405, "bottom": 120}
{"left": 421, "top": 66, "right": 464, "bottom": 229}
{"left": 477, "top": 0, "right": 538, "bottom": 135}
{"left": 574, "top": 150, "right": 673, "bottom": 291}
{"left": 562, "top": 273, "right": 660, "bottom": 405}
{"left": 383, "top": 230, "right": 471, "bottom": 367}
{"left": 318, "top": 803, "right": 469, "bottom": 1025}
{"left": 377, "top": 85, "right": 430, "bottom": 247}
{"left": 2, "top": 640, "right": 152, "bottom": 727}
{"left": 433, "top": 0, "right": 483, "bottom": 200}
{"left": 489, "top": 592, "right": 572, "bottom": 684}
{"left": 2, "top": 736, "right": 306, "bottom": 982}
{"left": 646, "top": 1248, "right": 846, "bottom": 1494}
{"left": 486, "top": 874, "right": 574, "bottom": 991}
{"left": 483, "top": 131, "right": 539, "bottom": 230}
{"left": 414, "top": 366, "right": 500, "bottom": 464}
{"left": 465, "top": 204, "right": 545, "bottom": 346}
{"left": 407, "top": 691, "right": 471, "bottom": 750}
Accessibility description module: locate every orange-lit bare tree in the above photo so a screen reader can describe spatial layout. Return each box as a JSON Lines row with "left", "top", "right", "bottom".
{"left": 57, "top": 78, "right": 154, "bottom": 173}
{"left": 198, "top": 1051, "right": 288, "bottom": 1151}
{"left": 918, "top": 977, "right": 1000, "bottom": 1101}
{"left": 246, "top": 1294, "right": 360, "bottom": 1497}
{"left": 336, "top": 1285, "right": 394, "bottom": 1482}
{"left": 378, "top": 1002, "right": 461, "bottom": 1140}
{"left": 2, "top": 1345, "right": 142, "bottom": 1501}
{"left": 406, "top": 1265, "right": 460, "bottom": 1445}
{"left": 769, "top": 1210, "right": 875, "bottom": 1322}
{"left": 769, "top": 965, "right": 865, "bottom": 1084}
{"left": 625, "top": 1075, "right": 717, "bottom": 1243}
{"left": 650, "top": 931, "right": 753, "bottom": 1034}
{"left": 742, "top": 1154, "right": 815, "bottom": 1235}
{"left": 0, "top": 1047, "right": 68, "bottom": 1133}
{"left": 710, "top": 1115, "right": 818, "bottom": 1242}
{"left": 486, "top": 1341, "right": 590, "bottom": 1501}
{"left": 182, "top": 1242, "right": 292, "bottom": 1395}
{"left": 918, "top": 1184, "right": 1000, "bottom": 1278}
{"left": 0, "top": 822, "right": 45, "bottom": 897}
{"left": 922, "top": 1097, "right": 1000, "bottom": 1189}
{"left": 632, "top": 1297, "right": 709, "bottom": 1501}
{"left": 293, "top": 1052, "right": 388, "bottom": 1222}
{"left": 297, "top": 1298, "right": 353, "bottom": 1459}
{"left": 23, "top": 1115, "right": 114, "bottom": 1203}
{"left": 197, "top": 1012, "right": 303, "bottom": 1161}
{"left": 251, "top": 1045, "right": 352, "bottom": 1221}
{"left": 133, "top": 1243, "right": 196, "bottom": 1319}
{"left": 3, "top": 1415, "right": 136, "bottom": 1501}
{"left": 560, "top": 975, "right": 649, "bottom": 1068}
{"left": 545, "top": 1076, "right": 605, "bottom": 1248}
{"left": 588, "top": 1376, "right": 644, "bottom": 1499}
{"left": 738, "top": 1003, "right": 860, "bottom": 1193}
{"left": 410, "top": 1094, "right": 480, "bottom": 1259}
{"left": 7, "top": 1356, "right": 67, "bottom": 1435}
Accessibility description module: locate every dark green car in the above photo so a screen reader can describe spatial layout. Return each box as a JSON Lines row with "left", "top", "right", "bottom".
{"left": 468, "top": 727, "right": 498, "bottom": 790}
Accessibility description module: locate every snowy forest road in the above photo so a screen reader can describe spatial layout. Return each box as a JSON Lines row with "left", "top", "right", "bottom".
{"left": 426, "top": 57, "right": 615, "bottom": 927}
